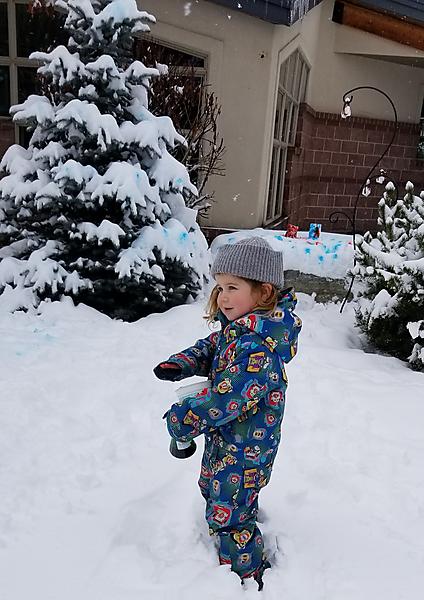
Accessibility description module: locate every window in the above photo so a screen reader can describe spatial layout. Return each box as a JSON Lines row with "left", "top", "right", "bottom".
{"left": 0, "top": 0, "right": 66, "bottom": 144}
{"left": 0, "top": 66, "right": 11, "bottom": 116}
{"left": 265, "top": 50, "right": 309, "bottom": 225}
{"left": 134, "top": 37, "right": 207, "bottom": 185}
{"left": 134, "top": 37, "right": 206, "bottom": 133}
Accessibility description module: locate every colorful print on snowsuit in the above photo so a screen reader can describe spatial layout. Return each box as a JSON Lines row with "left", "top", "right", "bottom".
{"left": 165, "top": 289, "right": 301, "bottom": 579}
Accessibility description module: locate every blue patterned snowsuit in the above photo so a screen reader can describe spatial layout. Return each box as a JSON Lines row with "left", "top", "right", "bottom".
{"left": 165, "top": 290, "right": 301, "bottom": 579}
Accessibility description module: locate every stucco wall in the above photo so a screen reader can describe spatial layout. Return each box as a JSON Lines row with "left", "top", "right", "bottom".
{"left": 139, "top": 0, "right": 278, "bottom": 229}
{"left": 309, "top": 0, "right": 424, "bottom": 121}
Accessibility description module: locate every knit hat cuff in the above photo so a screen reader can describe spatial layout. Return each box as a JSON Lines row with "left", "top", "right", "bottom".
{"left": 211, "top": 238, "right": 284, "bottom": 288}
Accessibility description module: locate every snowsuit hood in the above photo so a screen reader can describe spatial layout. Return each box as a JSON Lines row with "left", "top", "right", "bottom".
{"left": 217, "top": 288, "right": 300, "bottom": 362}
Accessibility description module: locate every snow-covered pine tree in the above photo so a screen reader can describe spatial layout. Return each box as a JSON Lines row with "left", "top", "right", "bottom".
{"left": 354, "top": 182, "right": 403, "bottom": 298}
{"left": 0, "top": 0, "right": 209, "bottom": 320}
{"left": 353, "top": 182, "right": 424, "bottom": 370}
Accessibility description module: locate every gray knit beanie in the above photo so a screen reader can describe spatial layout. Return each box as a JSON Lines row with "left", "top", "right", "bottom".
{"left": 211, "top": 237, "right": 284, "bottom": 288}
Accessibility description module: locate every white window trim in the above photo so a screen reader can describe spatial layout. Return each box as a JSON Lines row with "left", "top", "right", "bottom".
{"left": 140, "top": 34, "right": 208, "bottom": 79}
{"left": 138, "top": 35, "right": 208, "bottom": 139}
{"left": 140, "top": 33, "right": 209, "bottom": 141}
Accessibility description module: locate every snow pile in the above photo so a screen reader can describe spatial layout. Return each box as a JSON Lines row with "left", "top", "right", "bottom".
{"left": 211, "top": 228, "right": 353, "bottom": 279}
{"left": 0, "top": 295, "right": 423, "bottom": 600}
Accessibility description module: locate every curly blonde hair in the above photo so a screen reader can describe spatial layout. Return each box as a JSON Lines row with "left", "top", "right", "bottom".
{"left": 205, "top": 278, "right": 280, "bottom": 324}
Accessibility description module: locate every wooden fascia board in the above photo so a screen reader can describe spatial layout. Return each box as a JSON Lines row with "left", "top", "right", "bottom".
{"left": 332, "top": 0, "right": 424, "bottom": 52}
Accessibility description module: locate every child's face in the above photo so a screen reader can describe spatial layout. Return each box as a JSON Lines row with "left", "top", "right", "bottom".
{"left": 215, "top": 274, "right": 266, "bottom": 321}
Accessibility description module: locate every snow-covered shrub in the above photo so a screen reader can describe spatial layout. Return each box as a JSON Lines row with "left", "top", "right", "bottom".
{"left": 353, "top": 181, "right": 424, "bottom": 370}
{"left": 408, "top": 320, "right": 424, "bottom": 371}
{"left": 0, "top": 0, "right": 209, "bottom": 321}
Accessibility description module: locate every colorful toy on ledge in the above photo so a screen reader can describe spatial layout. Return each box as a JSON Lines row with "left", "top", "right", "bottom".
{"left": 308, "top": 223, "right": 322, "bottom": 241}
{"left": 285, "top": 224, "right": 299, "bottom": 238}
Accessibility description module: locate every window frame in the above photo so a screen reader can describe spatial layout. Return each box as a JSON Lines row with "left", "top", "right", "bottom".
{"left": 0, "top": 0, "right": 42, "bottom": 142}
{"left": 264, "top": 49, "right": 310, "bottom": 226}
{"left": 138, "top": 35, "right": 208, "bottom": 72}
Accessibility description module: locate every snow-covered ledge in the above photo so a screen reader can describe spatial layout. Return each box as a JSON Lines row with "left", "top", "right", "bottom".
{"left": 210, "top": 228, "right": 354, "bottom": 280}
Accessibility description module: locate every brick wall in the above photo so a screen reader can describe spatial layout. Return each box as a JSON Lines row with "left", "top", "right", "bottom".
{"left": 285, "top": 104, "right": 424, "bottom": 234}
{"left": 0, "top": 120, "right": 15, "bottom": 158}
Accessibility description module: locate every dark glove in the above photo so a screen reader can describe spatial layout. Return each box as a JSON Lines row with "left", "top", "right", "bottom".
{"left": 153, "top": 361, "right": 182, "bottom": 381}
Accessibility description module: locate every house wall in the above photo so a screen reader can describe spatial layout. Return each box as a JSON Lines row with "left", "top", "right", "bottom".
{"left": 260, "top": 0, "right": 424, "bottom": 235}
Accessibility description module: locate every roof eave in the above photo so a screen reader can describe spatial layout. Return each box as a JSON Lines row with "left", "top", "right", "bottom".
{"left": 205, "top": 0, "right": 291, "bottom": 25}
{"left": 351, "top": 0, "right": 424, "bottom": 25}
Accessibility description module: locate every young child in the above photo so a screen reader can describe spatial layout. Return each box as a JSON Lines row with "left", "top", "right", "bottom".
{"left": 153, "top": 237, "right": 301, "bottom": 590}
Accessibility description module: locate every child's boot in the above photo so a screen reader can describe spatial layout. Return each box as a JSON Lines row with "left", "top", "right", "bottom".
{"left": 253, "top": 559, "right": 271, "bottom": 591}
{"left": 240, "top": 559, "right": 271, "bottom": 592}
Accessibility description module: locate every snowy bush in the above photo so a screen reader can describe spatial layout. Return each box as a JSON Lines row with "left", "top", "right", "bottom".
{"left": 408, "top": 320, "right": 424, "bottom": 371}
{"left": 353, "top": 181, "right": 424, "bottom": 371}
{"left": 0, "top": 0, "right": 209, "bottom": 321}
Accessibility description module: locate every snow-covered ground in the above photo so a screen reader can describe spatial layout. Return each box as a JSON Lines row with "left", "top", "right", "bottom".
{"left": 1, "top": 294, "right": 423, "bottom": 600}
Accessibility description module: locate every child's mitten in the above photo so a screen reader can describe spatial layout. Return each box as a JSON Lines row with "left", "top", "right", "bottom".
{"left": 153, "top": 362, "right": 182, "bottom": 381}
